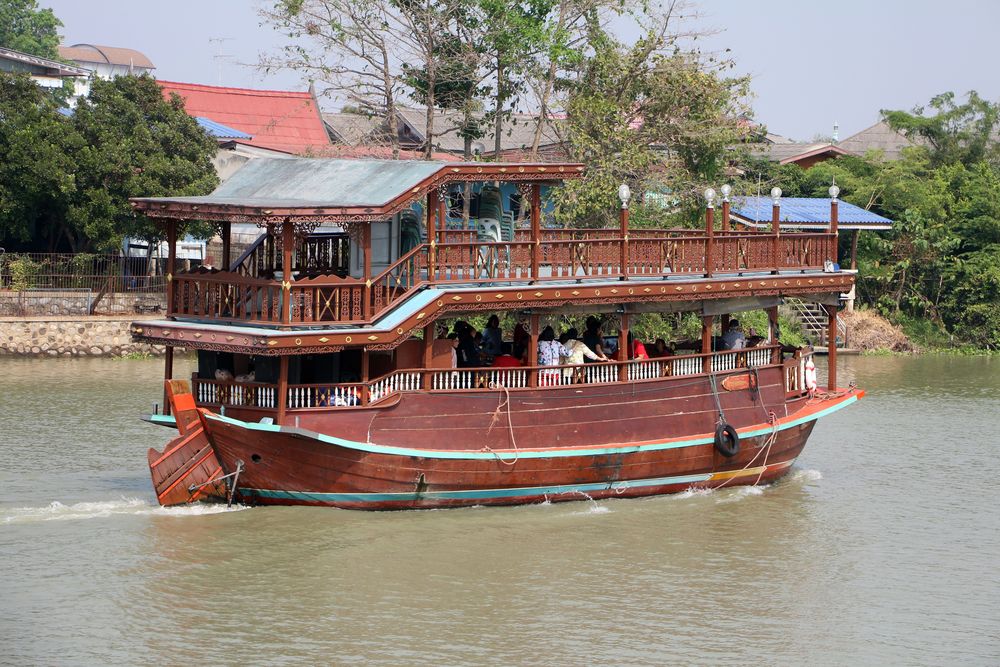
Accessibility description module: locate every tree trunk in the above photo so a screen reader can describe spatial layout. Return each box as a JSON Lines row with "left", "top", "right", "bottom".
{"left": 494, "top": 58, "right": 504, "bottom": 160}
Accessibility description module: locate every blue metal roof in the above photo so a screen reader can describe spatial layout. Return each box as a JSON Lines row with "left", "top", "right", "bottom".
{"left": 195, "top": 116, "right": 252, "bottom": 139}
{"left": 731, "top": 197, "right": 893, "bottom": 230}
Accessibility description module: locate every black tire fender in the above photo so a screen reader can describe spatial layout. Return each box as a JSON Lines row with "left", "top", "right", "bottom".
{"left": 714, "top": 423, "right": 740, "bottom": 457}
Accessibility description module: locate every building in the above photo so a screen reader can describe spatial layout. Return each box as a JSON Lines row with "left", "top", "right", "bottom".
{"left": 751, "top": 141, "right": 856, "bottom": 169}
{"left": 57, "top": 43, "right": 155, "bottom": 79}
{"left": 838, "top": 121, "right": 921, "bottom": 161}
{"left": 157, "top": 80, "right": 332, "bottom": 156}
{"left": 0, "top": 46, "right": 89, "bottom": 91}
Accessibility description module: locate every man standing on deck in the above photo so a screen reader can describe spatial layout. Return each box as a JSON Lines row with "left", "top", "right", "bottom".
{"left": 721, "top": 319, "right": 746, "bottom": 350}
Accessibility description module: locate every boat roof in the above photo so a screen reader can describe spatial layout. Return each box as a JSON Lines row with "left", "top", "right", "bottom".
{"left": 130, "top": 157, "right": 584, "bottom": 225}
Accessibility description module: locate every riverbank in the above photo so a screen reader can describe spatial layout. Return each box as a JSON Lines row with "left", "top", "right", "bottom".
{"left": 0, "top": 316, "right": 167, "bottom": 357}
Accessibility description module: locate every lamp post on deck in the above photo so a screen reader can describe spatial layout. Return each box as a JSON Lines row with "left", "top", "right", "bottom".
{"left": 720, "top": 183, "right": 732, "bottom": 232}
{"left": 770, "top": 187, "right": 782, "bottom": 274}
{"left": 704, "top": 187, "right": 716, "bottom": 278}
{"left": 829, "top": 182, "right": 840, "bottom": 266}
{"left": 618, "top": 183, "right": 631, "bottom": 279}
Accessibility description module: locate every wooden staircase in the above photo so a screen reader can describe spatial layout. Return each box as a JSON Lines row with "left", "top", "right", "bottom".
{"left": 783, "top": 297, "right": 848, "bottom": 348}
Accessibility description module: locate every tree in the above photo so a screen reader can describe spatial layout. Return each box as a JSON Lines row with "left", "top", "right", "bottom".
{"left": 0, "top": 0, "right": 62, "bottom": 59}
{"left": 552, "top": 8, "right": 752, "bottom": 227}
{"left": 68, "top": 75, "right": 219, "bottom": 251}
{"left": 0, "top": 73, "right": 218, "bottom": 253}
{"left": 0, "top": 72, "right": 81, "bottom": 251}
{"left": 883, "top": 91, "right": 1000, "bottom": 168}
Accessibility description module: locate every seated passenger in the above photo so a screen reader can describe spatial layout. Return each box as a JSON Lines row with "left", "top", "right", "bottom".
{"left": 481, "top": 314, "right": 503, "bottom": 358}
{"left": 537, "top": 326, "right": 570, "bottom": 385}
{"left": 582, "top": 316, "right": 606, "bottom": 363}
{"left": 721, "top": 319, "right": 746, "bottom": 350}
{"left": 651, "top": 338, "right": 671, "bottom": 358}
{"left": 630, "top": 334, "right": 649, "bottom": 360}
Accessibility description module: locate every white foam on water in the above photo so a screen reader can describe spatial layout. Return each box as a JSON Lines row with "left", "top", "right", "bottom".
{"left": 790, "top": 468, "right": 823, "bottom": 483}
{"left": 1, "top": 497, "right": 248, "bottom": 524}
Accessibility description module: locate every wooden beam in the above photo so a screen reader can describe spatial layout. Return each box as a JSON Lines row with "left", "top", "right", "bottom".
{"left": 276, "top": 355, "right": 289, "bottom": 424}
{"left": 362, "top": 223, "right": 372, "bottom": 321}
{"left": 618, "top": 312, "right": 629, "bottom": 382}
{"left": 166, "top": 219, "right": 177, "bottom": 316}
{"left": 772, "top": 200, "right": 781, "bottom": 275}
{"left": 221, "top": 221, "right": 232, "bottom": 270}
{"left": 701, "top": 315, "right": 714, "bottom": 374}
{"left": 767, "top": 305, "right": 780, "bottom": 364}
{"left": 530, "top": 184, "right": 541, "bottom": 281}
{"left": 162, "top": 345, "right": 174, "bottom": 416}
{"left": 826, "top": 304, "right": 838, "bottom": 390}
{"left": 830, "top": 197, "right": 839, "bottom": 267}
{"left": 360, "top": 348, "right": 370, "bottom": 405}
{"left": 422, "top": 323, "right": 434, "bottom": 390}
{"left": 721, "top": 197, "right": 731, "bottom": 232}
{"left": 527, "top": 314, "right": 540, "bottom": 388}
{"left": 620, "top": 196, "right": 630, "bottom": 279}
{"left": 281, "top": 220, "right": 294, "bottom": 325}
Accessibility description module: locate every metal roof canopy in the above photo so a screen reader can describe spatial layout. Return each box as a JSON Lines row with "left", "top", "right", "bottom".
{"left": 130, "top": 157, "right": 584, "bottom": 224}
{"left": 731, "top": 197, "right": 893, "bottom": 231}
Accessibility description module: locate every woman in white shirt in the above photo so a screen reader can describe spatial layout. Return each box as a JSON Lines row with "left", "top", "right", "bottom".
{"left": 537, "top": 326, "right": 569, "bottom": 386}
{"left": 561, "top": 327, "right": 609, "bottom": 383}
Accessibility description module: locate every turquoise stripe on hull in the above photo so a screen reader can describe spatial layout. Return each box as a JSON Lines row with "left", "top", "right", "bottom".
{"left": 241, "top": 471, "right": 715, "bottom": 504}
{"left": 206, "top": 393, "right": 858, "bottom": 461}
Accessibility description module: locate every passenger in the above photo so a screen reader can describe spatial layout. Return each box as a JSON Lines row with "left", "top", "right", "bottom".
{"left": 481, "top": 314, "right": 503, "bottom": 358}
{"left": 651, "top": 338, "right": 670, "bottom": 358}
{"left": 582, "top": 316, "right": 606, "bottom": 363}
{"left": 630, "top": 334, "right": 649, "bottom": 360}
{"left": 537, "top": 326, "right": 570, "bottom": 386}
{"left": 721, "top": 319, "right": 746, "bottom": 350}
{"left": 563, "top": 327, "right": 608, "bottom": 364}
{"left": 745, "top": 327, "right": 766, "bottom": 348}
{"left": 456, "top": 323, "right": 481, "bottom": 367}
{"left": 512, "top": 321, "right": 529, "bottom": 351}
{"left": 447, "top": 333, "right": 459, "bottom": 369}
{"left": 491, "top": 352, "right": 521, "bottom": 368}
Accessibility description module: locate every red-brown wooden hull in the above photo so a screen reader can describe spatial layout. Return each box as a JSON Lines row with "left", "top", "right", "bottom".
{"left": 167, "top": 370, "right": 862, "bottom": 510}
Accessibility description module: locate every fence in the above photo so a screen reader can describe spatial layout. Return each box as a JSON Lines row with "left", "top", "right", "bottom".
{"left": 0, "top": 252, "right": 167, "bottom": 316}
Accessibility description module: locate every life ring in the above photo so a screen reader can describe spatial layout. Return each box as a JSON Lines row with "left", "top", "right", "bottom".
{"left": 804, "top": 358, "right": 818, "bottom": 393}
{"left": 714, "top": 423, "right": 739, "bottom": 457}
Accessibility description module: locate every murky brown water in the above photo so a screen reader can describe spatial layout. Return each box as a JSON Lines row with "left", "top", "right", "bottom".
{"left": 1, "top": 354, "right": 998, "bottom": 665}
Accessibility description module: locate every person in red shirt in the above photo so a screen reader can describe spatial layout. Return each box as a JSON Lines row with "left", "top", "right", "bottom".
{"left": 632, "top": 335, "right": 649, "bottom": 360}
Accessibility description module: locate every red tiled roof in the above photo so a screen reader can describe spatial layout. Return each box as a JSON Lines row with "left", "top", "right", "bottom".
{"left": 158, "top": 80, "right": 331, "bottom": 155}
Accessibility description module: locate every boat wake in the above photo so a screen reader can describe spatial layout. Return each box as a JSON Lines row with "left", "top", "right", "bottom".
{"left": 1, "top": 497, "right": 248, "bottom": 524}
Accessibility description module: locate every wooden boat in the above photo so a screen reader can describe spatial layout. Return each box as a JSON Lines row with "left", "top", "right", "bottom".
{"left": 131, "top": 158, "right": 861, "bottom": 510}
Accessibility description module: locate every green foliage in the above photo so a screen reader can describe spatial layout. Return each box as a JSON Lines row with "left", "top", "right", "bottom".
{"left": 0, "top": 0, "right": 62, "bottom": 59}
{"left": 7, "top": 254, "right": 40, "bottom": 291}
{"left": 0, "top": 72, "right": 218, "bottom": 253}
{"left": 553, "top": 20, "right": 751, "bottom": 227}
{"left": 883, "top": 91, "right": 1000, "bottom": 167}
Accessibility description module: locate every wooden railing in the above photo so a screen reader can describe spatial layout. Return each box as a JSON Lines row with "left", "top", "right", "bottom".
{"left": 171, "top": 230, "right": 836, "bottom": 325}
{"left": 191, "top": 345, "right": 792, "bottom": 413}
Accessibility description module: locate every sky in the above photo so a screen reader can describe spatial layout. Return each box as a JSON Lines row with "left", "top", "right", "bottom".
{"left": 46, "top": 0, "right": 1000, "bottom": 142}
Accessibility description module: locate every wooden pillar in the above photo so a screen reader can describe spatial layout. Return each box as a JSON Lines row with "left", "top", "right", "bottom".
{"left": 221, "top": 221, "right": 232, "bottom": 270}
{"left": 362, "top": 224, "right": 372, "bottom": 320}
{"left": 830, "top": 197, "right": 840, "bottom": 266}
{"left": 427, "top": 190, "right": 438, "bottom": 283}
{"left": 360, "top": 348, "right": 370, "bottom": 404}
{"left": 771, "top": 198, "right": 781, "bottom": 275}
{"left": 850, "top": 229, "right": 859, "bottom": 270}
{"left": 721, "top": 197, "right": 731, "bottom": 232}
{"left": 527, "top": 314, "right": 540, "bottom": 388}
{"left": 826, "top": 304, "right": 838, "bottom": 390}
{"left": 276, "top": 355, "right": 289, "bottom": 424}
{"left": 530, "top": 184, "right": 541, "bottom": 281}
{"left": 281, "top": 220, "right": 294, "bottom": 325}
{"left": 619, "top": 194, "right": 630, "bottom": 278}
{"left": 422, "top": 323, "right": 434, "bottom": 390}
{"left": 166, "top": 219, "right": 177, "bottom": 316}
{"left": 720, "top": 313, "right": 730, "bottom": 334}
{"left": 704, "top": 202, "right": 715, "bottom": 278}
{"left": 701, "top": 315, "right": 714, "bottom": 374}
{"left": 162, "top": 345, "right": 174, "bottom": 416}
{"left": 767, "top": 305, "right": 780, "bottom": 364}
{"left": 618, "top": 312, "right": 630, "bottom": 382}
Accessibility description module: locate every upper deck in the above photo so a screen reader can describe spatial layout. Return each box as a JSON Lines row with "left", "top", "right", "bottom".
{"left": 129, "top": 157, "right": 852, "bottom": 354}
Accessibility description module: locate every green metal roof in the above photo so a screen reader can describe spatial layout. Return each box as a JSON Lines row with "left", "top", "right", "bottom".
{"left": 140, "top": 157, "right": 446, "bottom": 209}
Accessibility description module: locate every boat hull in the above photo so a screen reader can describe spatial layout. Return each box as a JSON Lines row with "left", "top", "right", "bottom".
{"left": 198, "top": 391, "right": 859, "bottom": 510}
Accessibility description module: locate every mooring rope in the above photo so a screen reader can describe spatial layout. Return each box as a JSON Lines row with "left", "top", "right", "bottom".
{"left": 483, "top": 383, "right": 519, "bottom": 466}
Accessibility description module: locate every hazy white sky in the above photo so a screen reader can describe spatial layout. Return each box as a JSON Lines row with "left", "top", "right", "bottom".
{"left": 47, "top": 0, "right": 999, "bottom": 141}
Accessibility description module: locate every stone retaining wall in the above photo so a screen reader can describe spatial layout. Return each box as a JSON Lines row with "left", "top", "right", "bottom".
{"left": 0, "top": 317, "right": 167, "bottom": 357}
{"left": 0, "top": 291, "right": 165, "bottom": 317}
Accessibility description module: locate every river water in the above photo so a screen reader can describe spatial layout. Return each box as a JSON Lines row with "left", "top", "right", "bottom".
{"left": 1, "top": 354, "right": 998, "bottom": 665}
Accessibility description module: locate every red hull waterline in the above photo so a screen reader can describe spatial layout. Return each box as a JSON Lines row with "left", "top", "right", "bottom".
{"left": 148, "top": 375, "right": 863, "bottom": 511}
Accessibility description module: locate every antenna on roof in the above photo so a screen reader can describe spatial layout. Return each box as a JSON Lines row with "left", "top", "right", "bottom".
{"left": 208, "top": 37, "right": 234, "bottom": 85}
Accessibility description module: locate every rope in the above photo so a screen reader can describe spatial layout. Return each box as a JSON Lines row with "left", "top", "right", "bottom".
{"left": 483, "top": 383, "right": 519, "bottom": 466}
{"left": 708, "top": 373, "right": 726, "bottom": 426}
{"left": 808, "top": 380, "right": 858, "bottom": 404}
{"left": 712, "top": 412, "right": 779, "bottom": 491}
